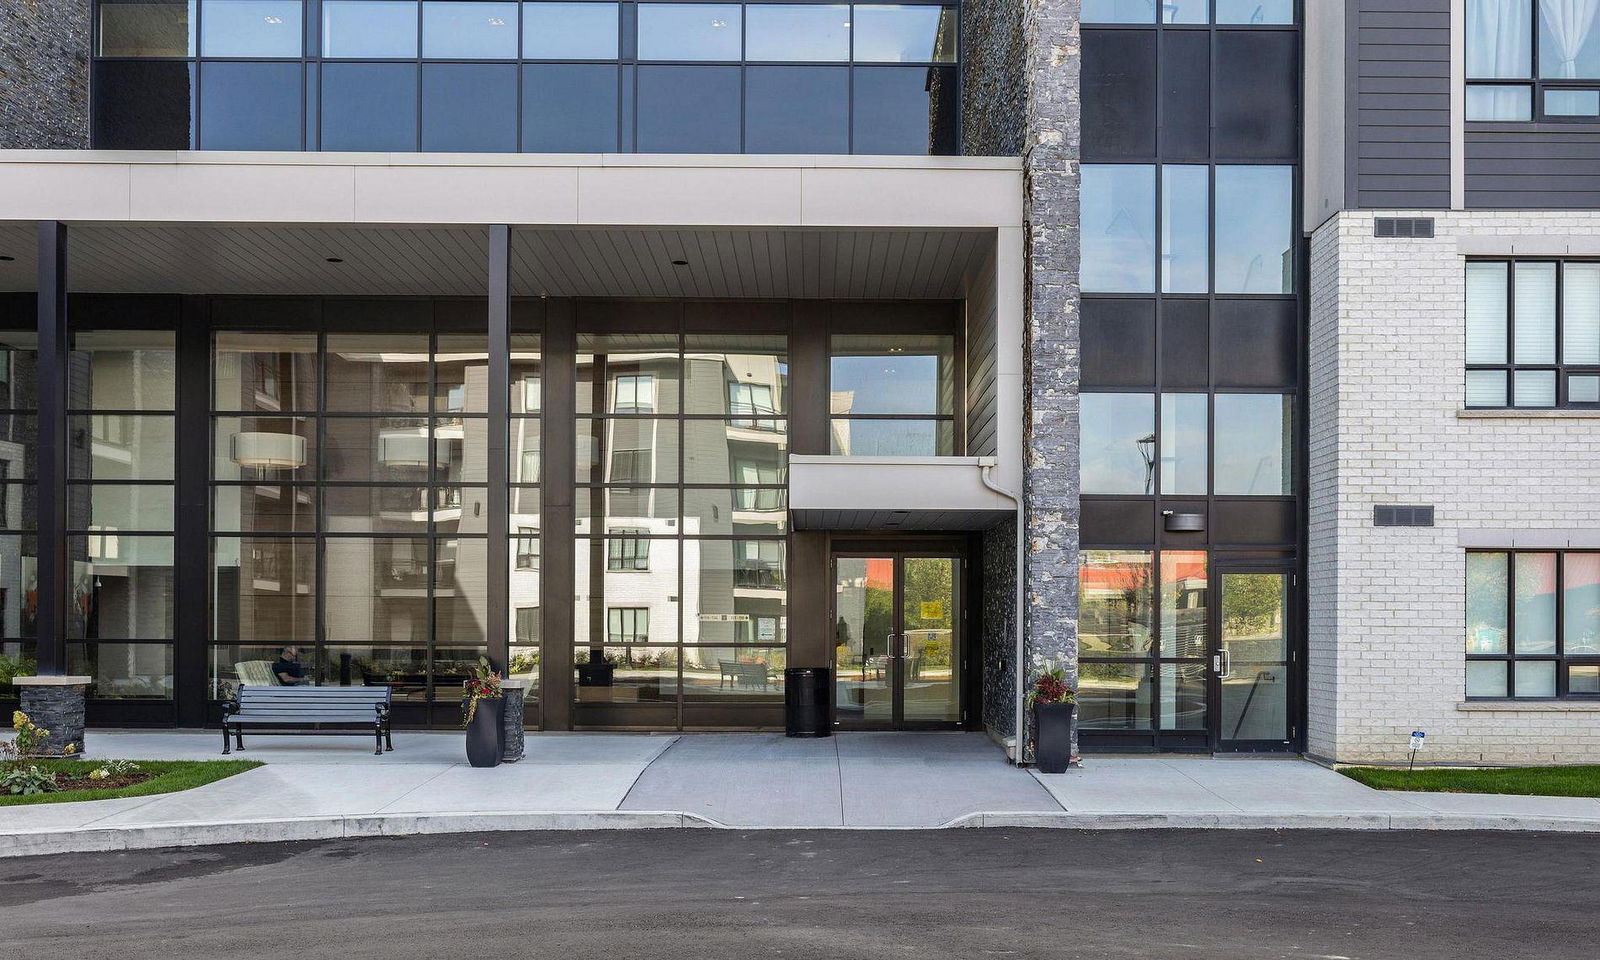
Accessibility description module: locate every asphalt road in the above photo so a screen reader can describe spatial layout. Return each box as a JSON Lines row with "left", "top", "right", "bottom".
{"left": 3, "top": 829, "right": 1597, "bottom": 960}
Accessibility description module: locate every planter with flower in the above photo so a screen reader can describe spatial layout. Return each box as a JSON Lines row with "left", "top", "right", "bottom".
{"left": 461, "top": 657, "right": 505, "bottom": 768}
{"left": 1027, "top": 663, "right": 1077, "bottom": 774}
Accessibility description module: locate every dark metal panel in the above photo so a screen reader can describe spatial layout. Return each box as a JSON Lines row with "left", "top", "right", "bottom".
{"left": 34, "top": 222, "right": 66, "bottom": 675}
{"left": 1350, "top": 0, "right": 1453, "bottom": 209}
{"left": 1082, "top": 298, "right": 1155, "bottom": 389}
{"left": 539, "top": 300, "right": 576, "bottom": 730}
{"left": 1082, "top": 29, "right": 1157, "bottom": 161}
{"left": 174, "top": 297, "right": 209, "bottom": 726}
{"left": 790, "top": 302, "right": 828, "bottom": 456}
{"left": 789, "top": 530, "right": 829, "bottom": 669}
{"left": 486, "top": 226, "right": 510, "bottom": 676}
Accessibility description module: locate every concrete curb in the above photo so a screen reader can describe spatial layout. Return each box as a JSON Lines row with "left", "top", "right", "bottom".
{"left": 8, "top": 807, "right": 1600, "bottom": 857}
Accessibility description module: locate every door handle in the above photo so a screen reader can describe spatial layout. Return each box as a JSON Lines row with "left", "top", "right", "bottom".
{"left": 1218, "top": 649, "right": 1233, "bottom": 679}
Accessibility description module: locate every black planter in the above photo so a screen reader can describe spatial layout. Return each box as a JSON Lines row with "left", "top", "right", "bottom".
{"left": 465, "top": 697, "right": 505, "bottom": 768}
{"left": 1033, "top": 702, "right": 1076, "bottom": 774}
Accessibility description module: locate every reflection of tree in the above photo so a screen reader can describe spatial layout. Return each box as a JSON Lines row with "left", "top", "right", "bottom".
{"left": 1222, "top": 575, "right": 1281, "bottom": 637}
{"left": 863, "top": 587, "right": 893, "bottom": 652}
{"left": 1081, "top": 556, "right": 1152, "bottom": 656}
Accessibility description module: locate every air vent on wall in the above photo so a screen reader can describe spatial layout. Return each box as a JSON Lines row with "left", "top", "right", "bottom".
{"left": 1374, "top": 505, "right": 1435, "bottom": 527}
{"left": 1374, "top": 217, "right": 1435, "bottom": 239}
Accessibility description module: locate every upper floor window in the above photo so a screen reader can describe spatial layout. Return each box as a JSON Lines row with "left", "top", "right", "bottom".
{"left": 1467, "top": 0, "right": 1600, "bottom": 120}
{"left": 828, "top": 334, "right": 957, "bottom": 456}
{"left": 1082, "top": 0, "right": 1292, "bottom": 25}
{"left": 91, "top": 0, "right": 961, "bottom": 154}
{"left": 1465, "top": 259, "right": 1600, "bottom": 408}
{"left": 1079, "top": 391, "right": 1293, "bottom": 496}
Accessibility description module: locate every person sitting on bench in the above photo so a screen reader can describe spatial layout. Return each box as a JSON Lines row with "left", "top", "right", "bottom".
{"left": 273, "top": 646, "right": 314, "bottom": 686}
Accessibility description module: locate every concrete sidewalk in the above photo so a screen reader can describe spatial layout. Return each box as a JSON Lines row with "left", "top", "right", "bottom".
{"left": 4, "top": 730, "right": 1600, "bottom": 857}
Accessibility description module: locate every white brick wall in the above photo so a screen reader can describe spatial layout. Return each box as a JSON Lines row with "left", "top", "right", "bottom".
{"left": 1308, "top": 211, "right": 1600, "bottom": 765}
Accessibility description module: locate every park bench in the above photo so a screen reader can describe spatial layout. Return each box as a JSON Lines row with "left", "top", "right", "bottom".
{"left": 222, "top": 686, "right": 394, "bottom": 756}
{"left": 719, "top": 659, "right": 774, "bottom": 690}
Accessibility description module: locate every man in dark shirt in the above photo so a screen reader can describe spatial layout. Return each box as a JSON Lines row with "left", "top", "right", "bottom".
{"left": 273, "top": 646, "right": 312, "bottom": 686}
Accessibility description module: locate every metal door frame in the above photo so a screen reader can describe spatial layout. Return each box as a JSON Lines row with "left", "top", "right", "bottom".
{"left": 1209, "top": 561, "right": 1297, "bottom": 753}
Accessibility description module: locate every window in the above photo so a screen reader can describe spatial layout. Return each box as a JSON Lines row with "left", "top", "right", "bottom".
{"left": 829, "top": 334, "right": 957, "bottom": 456}
{"left": 728, "top": 381, "right": 776, "bottom": 419}
{"left": 1082, "top": 392, "right": 1293, "bottom": 496}
{"left": 1467, "top": 551, "right": 1600, "bottom": 698}
{"left": 516, "top": 526, "right": 539, "bottom": 570}
{"left": 607, "top": 530, "right": 651, "bottom": 571}
{"left": 612, "top": 374, "right": 656, "bottom": 414}
{"left": 1465, "top": 260, "right": 1600, "bottom": 408}
{"left": 1467, "top": 0, "right": 1600, "bottom": 120}
{"left": 1082, "top": 0, "right": 1292, "bottom": 24}
{"left": 608, "top": 606, "right": 650, "bottom": 643}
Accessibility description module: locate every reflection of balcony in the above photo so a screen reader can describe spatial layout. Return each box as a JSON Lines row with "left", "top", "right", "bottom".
{"left": 789, "top": 455, "right": 1015, "bottom": 531}
{"left": 733, "top": 566, "right": 784, "bottom": 590}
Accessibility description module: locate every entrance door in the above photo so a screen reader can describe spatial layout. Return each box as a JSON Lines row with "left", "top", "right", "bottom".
{"left": 1212, "top": 568, "right": 1294, "bottom": 751}
{"left": 832, "top": 554, "right": 963, "bottom": 729}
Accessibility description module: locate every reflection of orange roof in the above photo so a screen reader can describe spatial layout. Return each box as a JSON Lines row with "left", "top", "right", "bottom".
{"left": 1077, "top": 557, "right": 1205, "bottom": 590}
{"left": 1570, "top": 555, "right": 1600, "bottom": 589}
{"left": 866, "top": 557, "right": 893, "bottom": 591}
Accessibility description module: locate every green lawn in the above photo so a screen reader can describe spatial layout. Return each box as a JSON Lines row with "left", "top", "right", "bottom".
{"left": 1339, "top": 765, "right": 1600, "bottom": 798}
{"left": 0, "top": 759, "right": 261, "bottom": 806}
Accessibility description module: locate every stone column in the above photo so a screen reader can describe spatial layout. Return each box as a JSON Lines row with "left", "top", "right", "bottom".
{"left": 13, "top": 676, "right": 90, "bottom": 757}
{"left": 500, "top": 679, "right": 528, "bottom": 762}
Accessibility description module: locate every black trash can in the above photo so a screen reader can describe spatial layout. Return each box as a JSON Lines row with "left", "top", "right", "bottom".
{"left": 784, "top": 667, "right": 832, "bottom": 738}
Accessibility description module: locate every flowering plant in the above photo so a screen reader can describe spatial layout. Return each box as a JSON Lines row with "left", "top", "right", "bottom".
{"left": 461, "top": 657, "right": 504, "bottom": 726}
{"left": 1026, "top": 663, "right": 1076, "bottom": 707}
{"left": 2, "top": 710, "right": 72, "bottom": 766}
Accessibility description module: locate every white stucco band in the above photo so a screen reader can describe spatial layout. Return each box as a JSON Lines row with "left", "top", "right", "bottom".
{"left": 1309, "top": 209, "right": 1600, "bottom": 765}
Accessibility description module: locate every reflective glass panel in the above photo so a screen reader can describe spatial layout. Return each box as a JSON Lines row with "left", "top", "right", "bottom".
{"left": 681, "top": 647, "right": 785, "bottom": 701}
{"left": 578, "top": 487, "right": 677, "bottom": 532}
{"left": 1564, "top": 263, "right": 1600, "bottom": 364}
{"left": 522, "top": 64, "right": 620, "bottom": 152}
{"left": 0, "top": 415, "right": 36, "bottom": 482}
{"left": 577, "top": 417, "right": 680, "bottom": 485}
{"left": 325, "top": 334, "right": 430, "bottom": 413}
{"left": 829, "top": 335, "right": 955, "bottom": 415}
{"left": 324, "top": 486, "right": 431, "bottom": 535}
{"left": 1514, "top": 261, "right": 1557, "bottom": 364}
{"left": 1466, "top": 84, "right": 1532, "bottom": 120}
{"left": 851, "top": 5, "right": 956, "bottom": 62}
{"left": 575, "top": 540, "right": 680, "bottom": 646}
{"left": 1539, "top": 3, "right": 1600, "bottom": 79}
{"left": 829, "top": 419, "right": 954, "bottom": 456}
{"left": 211, "top": 484, "right": 316, "bottom": 532}
{"left": 572, "top": 645, "right": 679, "bottom": 701}
{"left": 1466, "top": 552, "right": 1509, "bottom": 654}
{"left": 683, "top": 487, "right": 787, "bottom": 537}
{"left": 1214, "top": 165, "right": 1293, "bottom": 294}
{"left": 1513, "top": 369, "right": 1556, "bottom": 407}
{"left": 1160, "top": 551, "right": 1207, "bottom": 659}
{"left": 1514, "top": 659, "right": 1557, "bottom": 697}
{"left": 1163, "top": 0, "right": 1206, "bottom": 24}
{"left": 1160, "top": 662, "right": 1206, "bottom": 729}
{"left": 0, "top": 643, "right": 39, "bottom": 694}
{"left": 422, "top": 63, "right": 519, "bottom": 152}
{"left": 636, "top": 4, "right": 742, "bottom": 60}
{"left": 322, "top": 0, "right": 419, "bottom": 57}
{"left": 578, "top": 333, "right": 680, "bottom": 414}
{"left": 745, "top": 4, "right": 849, "bottom": 61}
{"left": 200, "top": 0, "right": 303, "bottom": 56}
{"left": 1571, "top": 664, "right": 1600, "bottom": 694}
{"left": 0, "top": 486, "right": 37, "bottom": 532}
{"left": 94, "top": 61, "right": 195, "bottom": 150}
{"left": 214, "top": 332, "right": 319, "bottom": 412}
{"left": 1161, "top": 165, "right": 1209, "bottom": 294}
{"left": 1466, "top": 0, "right": 1533, "bottom": 78}
{"left": 0, "top": 333, "right": 38, "bottom": 411}
{"left": 1081, "top": 164, "right": 1155, "bottom": 293}
{"left": 1545, "top": 88, "right": 1600, "bottom": 116}
{"left": 211, "top": 536, "right": 317, "bottom": 642}
{"left": 1465, "top": 261, "right": 1508, "bottom": 364}
{"left": 685, "top": 419, "right": 787, "bottom": 485}
{"left": 1077, "top": 661, "right": 1153, "bottom": 729}
{"left": 320, "top": 644, "right": 433, "bottom": 699}
{"left": 510, "top": 417, "right": 543, "bottom": 483}
{"left": 1159, "top": 393, "right": 1207, "bottom": 495}
{"left": 1466, "top": 659, "right": 1507, "bottom": 697}
{"left": 682, "top": 539, "right": 786, "bottom": 643}
{"left": 1212, "top": 393, "right": 1291, "bottom": 495}
{"left": 436, "top": 336, "right": 491, "bottom": 414}
{"left": 745, "top": 66, "right": 849, "bottom": 153}
{"left": 423, "top": 1, "right": 519, "bottom": 58}
{"left": 1514, "top": 552, "right": 1557, "bottom": 654}
{"left": 435, "top": 537, "right": 489, "bottom": 643}
{"left": 1571, "top": 554, "right": 1600, "bottom": 656}
{"left": 1465, "top": 369, "right": 1508, "bottom": 408}
{"left": 68, "top": 535, "right": 175, "bottom": 640}
{"left": 851, "top": 65, "right": 958, "bottom": 155}
{"left": 684, "top": 335, "right": 788, "bottom": 416}
{"left": 213, "top": 417, "right": 316, "bottom": 483}
{"left": 0, "top": 540, "right": 38, "bottom": 639}
{"left": 69, "top": 415, "right": 175, "bottom": 481}
{"left": 99, "top": 0, "right": 195, "bottom": 56}
{"left": 523, "top": 1, "right": 619, "bottom": 58}
{"left": 636, "top": 65, "right": 741, "bottom": 152}
{"left": 1570, "top": 374, "right": 1600, "bottom": 404}
{"left": 324, "top": 417, "right": 431, "bottom": 483}
{"left": 1213, "top": 0, "right": 1293, "bottom": 24}
{"left": 1081, "top": 0, "right": 1154, "bottom": 23}
{"left": 68, "top": 643, "right": 174, "bottom": 699}
{"left": 321, "top": 63, "right": 420, "bottom": 152}
{"left": 322, "top": 536, "right": 430, "bottom": 642}
{"left": 68, "top": 484, "right": 175, "bottom": 532}
{"left": 1079, "top": 392, "right": 1155, "bottom": 495}
{"left": 71, "top": 331, "right": 176, "bottom": 411}
{"left": 1079, "top": 550, "right": 1153, "bottom": 657}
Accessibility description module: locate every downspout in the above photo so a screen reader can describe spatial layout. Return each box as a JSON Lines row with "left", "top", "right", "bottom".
{"left": 979, "top": 459, "right": 1026, "bottom": 766}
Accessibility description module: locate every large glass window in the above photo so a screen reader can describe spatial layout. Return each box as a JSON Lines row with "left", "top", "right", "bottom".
{"left": 523, "top": 2, "right": 619, "bottom": 59}
{"left": 1080, "top": 393, "right": 1155, "bottom": 494}
{"left": 1083, "top": 391, "right": 1292, "bottom": 496}
{"left": 1084, "top": 0, "right": 1292, "bottom": 24}
{"left": 1081, "top": 165, "right": 1156, "bottom": 293}
{"left": 1466, "top": 259, "right": 1600, "bottom": 408}
{"left": 323, "top": 0, "right": 419, "bottom": 58}
{"left": 0, "top": 333, "right": 38, "bottom": 662}
{"left": 423, "top": 1, "right": 520, "bottom": 59}
{"left": 200, "top": 0, "right": 303, "bottom": 56}
{"left": 1214, "top": 165, "right": 1294, "bottom": 294}
{"left": 99, "top": 0, "right": 195, "bottom": 56}
{"left": 829, "top": 334, "right": 956, "bottom": 456}
{"left": 1467, "top": 551, "right": 1600, "bottom": 699}
{"left": 1467, "top": 0, "right": 1600, "bottom": 120}
{"left": 1213, "top": 393, "right": 1291, "bottom": 496}
{"left": 745, "top": 4, "right": 850, "bottom": 61}
{"left": 637, "top": 3, "right": 744, "bottom": 60}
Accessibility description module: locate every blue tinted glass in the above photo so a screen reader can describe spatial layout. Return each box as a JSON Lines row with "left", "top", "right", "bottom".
{"left": 745, "top": 4, "right": 849, "bottom": 61}
{"left": 1080, "top": 164, "right": 1155, "bottom": 293}
{"left": 851, "top": 4, "right": 956, "bottom": 62}
{"left": 1545, "top": 88, "right": 1600, "bottom": 116}
{"left": 522, "top": 64, "right": 618, "bottom": 151}
{"left": 523, "top": 2, "right": 618, "bottom": 58}
{"left": 1163, "top": 0, "right": 1207, "bottom": 23}
{"left": 200, "top": 61, "right": 301, "bottom": 149}
{"left": 1214, "top": 165, "right": 1293, "bottom": 294}
{"left": 745, "top": 66, "right": 848, "bottom": 153}
{"left": 636, "top": 4, "right": 742, "bottom": 61}
{"left": 1081, "top": 0, "right": 1154, "bottom": 23}
{"left": 422, "top": 64, "right": 517, "bottom": 151}
{"left": 1213, "top": 393, "right": 1290, "bottom": 495}
{"left": 1080, "top": 393, "right": 1155, "bottom": 494}
{"left": 1540, "top": 6, "right": 1600, "bottom": 79}
{"left": 200, "top": 0, "right": 303, "bottom": 56}
{"left": 636, "top": 65, "right": 740, "bottom": 152}
{"left": 1213, "top": 0, "right": 1293, "bottom": 23}
{"left": 851, "top": 65, "right": 958, "bottom": 155}
{"left": 323, "top": 0, "right": 418, "bottom": 57}
{"left": 1466, "top": 84, "right": 1532, "bottom": 120}
{"left": 321, "top": 63, "right": 419, "bottom": 151}
{"left": 424, "top": 1, "right": 518, "bottom": 58}
{"left": 1161, "top": 165, "right": 1208, "bottom": 294}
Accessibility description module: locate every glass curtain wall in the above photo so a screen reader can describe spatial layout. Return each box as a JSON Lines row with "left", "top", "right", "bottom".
{"left": 0, "top": 314, "right": 38, "bottom": 704}
{"left": 509, "top": 332, "right": 542, "bottom": 710}
{"left": 574, "top": 328, "right": 789, "bottom": 725}
{"left": 209, "top": 315, "right": 496, "bottom": 725}
{"left": 1077, "top": 7, "right": 1301, "bottom": 748}
{"left": 67, "top": 331, "right": 178, "bottom": 701}
{"left": 92, "top": 0, "right": 960, "bottom": 154}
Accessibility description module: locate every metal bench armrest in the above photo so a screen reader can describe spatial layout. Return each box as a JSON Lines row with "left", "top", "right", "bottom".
{"left": 375, "top": 702, "right": 391, "bottom": 721}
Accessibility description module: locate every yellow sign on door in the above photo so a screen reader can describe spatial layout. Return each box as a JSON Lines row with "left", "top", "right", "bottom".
{"left": 919, "top": 601, "right": 943, "bottom": 620}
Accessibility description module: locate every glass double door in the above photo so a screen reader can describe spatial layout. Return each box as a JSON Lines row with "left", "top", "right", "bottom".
{"left": 832, "top": 553, "right": 963, "bottom": 729}
{"left": 1210, "top": 567, "right": 1294, "bottom": 751}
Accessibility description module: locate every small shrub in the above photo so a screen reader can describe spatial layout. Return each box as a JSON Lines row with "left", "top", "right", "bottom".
{"left": 90, "top": 759, "right": 141, "bottom": 780}
{"left": 1, "top": 764, "right": 59, "bottom": 796}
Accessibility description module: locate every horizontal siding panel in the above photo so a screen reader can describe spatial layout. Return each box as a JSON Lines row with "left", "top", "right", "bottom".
{"left": 1359, "top": 76, "right": 1452, "bottom": 95}
{"left": 1359, "top": 140, "right": 1452, "bottom": 159}
{"left": 1358, "top": 59, "right": 1452, "bottom": 79}
{"left": 1358, "top": 125, "right": 1451, "bottom": 142}
{"left": 1357, "top": 157, "right": 1452, "bottom": 175}
{"left": 1467, "top": 191, "right": 1600, "bottom": 209}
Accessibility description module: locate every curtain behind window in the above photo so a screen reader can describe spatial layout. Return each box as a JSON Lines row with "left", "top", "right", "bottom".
{"left": 1539, "top": 0, "right": 1600, "bottom": 78}
{"left": 1468, "top": 0, "right": 1534, "bottom": 77}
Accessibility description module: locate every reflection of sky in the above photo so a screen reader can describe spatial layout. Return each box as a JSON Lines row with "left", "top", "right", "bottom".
{"left": 1080, "top": 393, "right": 1153, "bottom": 494}
{"left": 830, "top": 354, "right": 939, "bottom": 413}
{"left": 1214, "top": 167, "right": 1292, "bottom": 294}
{"left": 1213, "top": 394, "right": 1287, "bottom": 495}
{"left": 1082, "top": 165, "right": 1155, "bottom": 293}
{"left": 637, "top": 3, "right": 743, "bottom": 60}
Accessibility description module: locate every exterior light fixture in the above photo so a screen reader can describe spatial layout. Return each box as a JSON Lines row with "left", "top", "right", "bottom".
{"left": 230, "top": 432, "right": 307, "bottom": 470}
{"left": 325, "top": 257, "right": 344, "bottom": 264}
{"left": 671, "top": 259, "right": 689, "bottom": 266}
{"left": 0, "top": 256, "right": 13, "bottom": 262}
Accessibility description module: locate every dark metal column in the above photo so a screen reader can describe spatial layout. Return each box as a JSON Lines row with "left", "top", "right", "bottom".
{"left": 487, "top": 226, "right": 511, "bottom": 674}
{"left": 174, "top": 297, "right": 210, "bottom": 725}
{"left": 34, "top": 222, "right": 67, "bottom": 676}
{"left": 540, "top": 301, "right": 576, "bottom": 730}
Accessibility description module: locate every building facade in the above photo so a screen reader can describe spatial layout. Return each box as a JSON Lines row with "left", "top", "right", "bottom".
{"left": 0, "top": 0, "right": 1590, "bottom": 765}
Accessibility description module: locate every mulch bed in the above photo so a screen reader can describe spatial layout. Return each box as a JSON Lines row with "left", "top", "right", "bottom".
{"left": 41, "top": 770, "right": 157, "bottom": 791}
